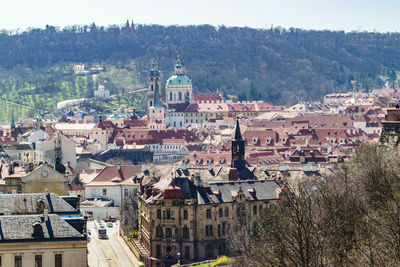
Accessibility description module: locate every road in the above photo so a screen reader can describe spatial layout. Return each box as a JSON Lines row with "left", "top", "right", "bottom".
{"left": 87, "top": 220, "right": 141, "bottom": 267}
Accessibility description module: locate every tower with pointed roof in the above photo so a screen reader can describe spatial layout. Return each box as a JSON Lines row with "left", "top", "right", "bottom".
{"left": 231, "top": 118, "right": 245, "bottom": 171}
{"left": 165, "top": 57, "right": 193, "bottom": 104}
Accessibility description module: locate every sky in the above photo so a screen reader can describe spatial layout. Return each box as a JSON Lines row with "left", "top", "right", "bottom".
{"left": 1, "top": 0, "right": 399, "bottom": 32}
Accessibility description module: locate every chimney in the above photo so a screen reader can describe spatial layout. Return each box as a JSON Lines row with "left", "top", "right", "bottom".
{"left": 117, "top": 162, "right": 121, "bottom": 170}
{"left": 228, "top": 168, "right": 238, "bottom": 181}
{"left": 194, "top": 172, "right": 202, "bottom": 187}
{"left": 43, "top": 209, "right": 49, "bottom": 221}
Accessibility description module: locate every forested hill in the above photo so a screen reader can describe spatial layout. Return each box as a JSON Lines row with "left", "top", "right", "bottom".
{"left": 1, "top": 24, "right": 400, "bottom": 106}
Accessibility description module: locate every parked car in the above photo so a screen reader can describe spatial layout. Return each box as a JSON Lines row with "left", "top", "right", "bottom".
{"left": 104, "top": 216, "right": 117, "bottom": 223}
{"left": 107, "top": 222, "right": 113, "bottom": 228}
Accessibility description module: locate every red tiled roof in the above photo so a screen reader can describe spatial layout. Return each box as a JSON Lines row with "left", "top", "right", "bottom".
{"left": 193, "top": 94, "right": 223, "bottom": 103}
{"left": 90, "top": 165, "right": 142, "bottom": 183}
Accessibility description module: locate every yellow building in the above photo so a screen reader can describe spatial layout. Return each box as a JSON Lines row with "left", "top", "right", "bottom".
{"left": 0, "top": 164, "right": 68, "bottom": 195}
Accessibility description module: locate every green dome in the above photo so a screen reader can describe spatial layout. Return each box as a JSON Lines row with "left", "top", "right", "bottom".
{"left": 166, "top": 74, "right": 192, "bottom": 85}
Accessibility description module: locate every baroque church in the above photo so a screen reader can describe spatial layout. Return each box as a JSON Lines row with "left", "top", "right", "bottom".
{"left": 146, "top": 58, "right": 194, "bottom": 126}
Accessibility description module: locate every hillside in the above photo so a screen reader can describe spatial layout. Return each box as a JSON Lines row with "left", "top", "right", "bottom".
{"left": 1, "top": 24, "right": 400, "bottom": 121}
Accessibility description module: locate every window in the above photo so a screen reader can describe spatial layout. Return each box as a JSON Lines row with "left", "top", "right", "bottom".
{"left": 156, "top": 226, "right": 163, "bottom": 237}
{"left": 224, "top": 208, "right": 229, "bottom": 217}
{"left": 253, "top": 205, "right": 257, "bottom": 216}
{"left": 185, "top": 246, "right": 190, "bottom": 259}
{"left": 55, "top": 254, "right": 62, "bottom": 267}
{"left": 156, "top": 245, "right": 161, "bottom": 258}
{"left": 206, "top": 209, "right": 211, "bottom": 219}
{"left": 205, "top": 225, "right": 213, "bottom": 237}
{"left": 15, "top": 256, "right": 22, "bottom": 267}
{"left": 35, "top": 255, "right": 42, "bottom": 267}
{"left": 124, "top": 188, "right": 128, "bottom": 197}
{"left": 183, "top": 226, "right": 189, "bottom": 238}
{"left": 157, "top": 209, "right": 161, "bottom": 219}
{"left": 183, "top": 210, "right": 188, "bottom": 220}
{"left": 7, "top": 180, "right": 11, "bottom": 186}
{"left": 222, "top": 222, "right": 226, "bottom": 235}
{"left": 166, "top": 228, "right": 172, "bottom": 238}
{"left": 218, "top": 224, "right": 221, "bottom": 236}
{"left": 218, "top": 208, "right": 223, "bottom": 217}
{"left": 166, "top": 209, "right": 171, "bottom": 219}
{"left": 102, "top": 189, "right": 107, "bottom": 195}
{"left": 236, "top": 207, "right": 240, "bottom": 217}
{"left": 175, "top": 228, "right": 179, "bottom": 238}
{"left": 241, "top": 206, "right": 246, "bottom": 216}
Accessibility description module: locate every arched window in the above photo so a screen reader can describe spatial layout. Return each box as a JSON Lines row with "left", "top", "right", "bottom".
{"left": 151, "top": 84, "right": 154, "bottom": 91}
{"left": 149, "top": 101, "right": 153, "bottom": 107}
{"left": 170, "top": 92, "right": 173, "bottom": 101}
{"left": 178, "top": 92, "right": 182, "bottom": 101}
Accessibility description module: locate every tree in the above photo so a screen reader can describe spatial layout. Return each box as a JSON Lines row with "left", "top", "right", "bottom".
{"left": 121, "top": 190, "right": 139, "bottom": 231}
{"left": 231, "top": 145, "right": 400, "bottom": 266}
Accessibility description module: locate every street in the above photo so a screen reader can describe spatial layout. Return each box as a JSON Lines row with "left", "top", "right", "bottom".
{"left": 87, "top": 220, "right": 141, "bottom": 267}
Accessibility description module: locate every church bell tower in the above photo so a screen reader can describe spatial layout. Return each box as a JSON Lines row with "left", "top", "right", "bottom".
{"left": 231, "top": 118, "right": 245, "bottom": 172}
{"left": 147, "top": 61, "right": 162, "bottom": 111}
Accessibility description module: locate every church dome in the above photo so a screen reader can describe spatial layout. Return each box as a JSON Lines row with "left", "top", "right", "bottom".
{"left": 166, "top": 59, "right": 192, "bottom": 85}
{"left": 166, "top": 74, "right": 192, "bottom": 85}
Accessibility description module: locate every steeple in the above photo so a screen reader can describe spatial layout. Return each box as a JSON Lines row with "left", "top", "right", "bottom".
{"left": 231, "top": 118, "right": 246, "bottom": 172}
{"left": 234, "top": 118, "right": 243, "bottom": 141}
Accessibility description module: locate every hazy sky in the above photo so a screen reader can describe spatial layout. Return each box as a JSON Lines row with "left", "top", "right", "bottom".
{"left": 1, "top": 0, "right": 399, "bottom": 32}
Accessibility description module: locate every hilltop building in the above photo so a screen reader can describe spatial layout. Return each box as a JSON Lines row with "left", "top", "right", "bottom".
{"left": 94, "top": 84, "right": 110, "bottom": 99}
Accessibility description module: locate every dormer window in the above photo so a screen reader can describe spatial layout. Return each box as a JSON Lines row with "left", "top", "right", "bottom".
{"left": 253, "top": 137, "right": 258, "bottom": 144}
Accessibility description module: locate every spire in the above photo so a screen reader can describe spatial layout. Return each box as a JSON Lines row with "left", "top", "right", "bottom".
{"left": 234, "top": 118, "right": 243, "bottom": 141}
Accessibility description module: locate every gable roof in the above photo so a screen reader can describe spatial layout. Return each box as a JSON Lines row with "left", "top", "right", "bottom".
{"left": 87, "top": 165, "right": 142, "bottom": 186}
{"left": 0, "top": 193, "right": 77, "bottom": 214}
{"left": 0, "top": 214, "right": 84, "bottom": 242}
